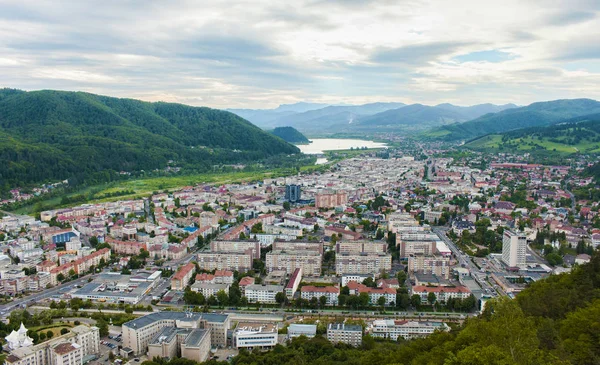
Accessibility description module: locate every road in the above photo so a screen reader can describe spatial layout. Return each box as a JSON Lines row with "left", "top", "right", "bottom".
{"left": 0, "top": 275, "right": 92, "bottom": 313}
{"left": 432, "top": 227, "right": 496, "bottom": 295}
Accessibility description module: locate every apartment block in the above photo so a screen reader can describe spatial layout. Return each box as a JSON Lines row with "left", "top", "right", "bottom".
{"left": 195, "top": 252, "right": 253, "bottom": 273}
{"left": 335, "top": 252, "right": 391, "bottom": 276}
{"left": 266, "top": 250, "right": 322, "bottom": 277}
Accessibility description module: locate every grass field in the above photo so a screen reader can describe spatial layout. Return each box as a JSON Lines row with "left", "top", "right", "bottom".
{"left": 12, "top": 164, "right": 330, "bottom": 215}
{"left": 465, "top": 134, "right": 600, "bottom": 154}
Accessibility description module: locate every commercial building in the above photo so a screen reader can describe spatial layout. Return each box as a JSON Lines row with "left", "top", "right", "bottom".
{"left": 287, "top": 324, "right": 317, "bottom": 339}
{"left": 232, "top": 322, "right": 278, "bottom": 349}
{"left": 266, "top": 250, "right": 322, "bottom": 277}
{"left": 285, "top": 185, "right": 301, "bottom": 203}
{"left": 244, "top": 284, "right": 284, "bottom": 304}
{"left": 335, "top": 252, "right": 391, "bottom": 276}
{"left": 122, "top": 312, "right": 230, "bottom": 355}
{"left": 71, "top": 272, "right": 161, "bottom": 304}
{"left": 370, "top": 320, "right": 449, "bottom": 340}
{"left": 327, "top": 323, "right": 362, "bottom": 347}
{"left": 502, "top": 230, "right": 527, "bottom": 268}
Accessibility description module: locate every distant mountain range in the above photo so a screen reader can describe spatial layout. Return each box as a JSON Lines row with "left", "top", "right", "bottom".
{"left": 0, "top": 89, "right": 299, "bottom": 190}
{"left": 432, "top": 99, "right": 600, "bottom": 141}
{"left": 228, "top": 102, "right": 517, "bottom": 134}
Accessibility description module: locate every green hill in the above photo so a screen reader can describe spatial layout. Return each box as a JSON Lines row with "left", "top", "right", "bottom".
{"left": 0, "top": 89, "right": 299, "bottom": 190}
{"left": 431, "top": 98, "right": 600, "bottom": 141}
{"left": 270, "top": 126, "right": 310, "bottom": 143}
{"left": 464, "top": 113, "right": 600, "bottom": 155}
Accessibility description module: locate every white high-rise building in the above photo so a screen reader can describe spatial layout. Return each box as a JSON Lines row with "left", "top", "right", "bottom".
{"left": 502, "top": 230, "right": 527, "bottom": 267}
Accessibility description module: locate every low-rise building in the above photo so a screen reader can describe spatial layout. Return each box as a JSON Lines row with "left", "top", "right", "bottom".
{"left": 300, "top": 285, "right": 339, "bottom": 305}
{"left": 232, "top": 322, "right": 278, "bottom": 349}
{"left": 287, "top": 324, "right": 317, "bottom": 339}
{"left": 244, "top": 284, "right": 284, "bottom": 304}
{"left": 371, "top": 319, "right": 449, "bottom": 340}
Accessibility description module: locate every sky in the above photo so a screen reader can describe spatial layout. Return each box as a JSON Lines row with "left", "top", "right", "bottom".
{"left": 0, "top": 0, "right": 599, "bottom": 109}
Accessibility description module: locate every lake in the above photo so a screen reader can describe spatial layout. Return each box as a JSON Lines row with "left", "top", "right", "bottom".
{"left": 298, "top": 138, "right": 388, "bottom": 164}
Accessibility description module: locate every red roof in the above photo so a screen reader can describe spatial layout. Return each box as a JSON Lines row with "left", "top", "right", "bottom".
{"left": 301, "top": 285, "right": 339, "bottom": 294}
{"left": 172, "top": 263, "right": 195, "bottom": 281}
{"left": 412, "top": 285, "right": 470, "bottom": 293}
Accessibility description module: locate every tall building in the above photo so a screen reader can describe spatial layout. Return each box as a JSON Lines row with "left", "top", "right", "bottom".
{"left": 315, "top": 191, "right": 348, "bottom": 208}
{"left": 285, "top": 185, "right": 301, "bottom": 203}
{"left": 502, "top": 230, "right": 527, "bottom": 268}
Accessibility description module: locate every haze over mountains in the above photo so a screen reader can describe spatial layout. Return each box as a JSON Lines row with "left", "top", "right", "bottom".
{"left": 228, "top": 102, "right": 518, "bottom": 134}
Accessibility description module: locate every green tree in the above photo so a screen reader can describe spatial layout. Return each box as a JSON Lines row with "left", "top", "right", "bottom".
{"left": 275, "top": 292, "right": 287, "bottom": 306}
{"left": 427, "top": 292, "right": 437, "bottom": 306}
{"left": 411, "top": 294, "right": 421, "bottom": 309}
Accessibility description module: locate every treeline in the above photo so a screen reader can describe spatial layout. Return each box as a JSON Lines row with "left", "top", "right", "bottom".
{"left": 0, "top": 89, "right": 301, "bottom": 194}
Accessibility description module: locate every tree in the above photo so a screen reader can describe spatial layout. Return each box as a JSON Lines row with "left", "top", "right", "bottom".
{"left": 411, "top": 294, "right": 421, "bottom": 309}
{"left": 319, "top": 295, "right": 327, "bottom": 308}
{"left": 283, "top": 201, "right": 291, "bottom": 210}
{"left": 216, "top": 290, "right": 229, "bottom": 306}
{"left": 275, "top": 292, "right": 287, "bottom": 306}
{"left": 46, "top": 330, "right": 54, "bottom": 339}
{"left": 427, "top": 292, "right": 437, "bottom": 306}
{"left": 57, "top": 273, "right": 65, "bottom": 282}
{"left": 377, "top": 296, "right": 386, "bottom": 308}
{"left": 358, "top": 292, "right": 370, "bottom": 308}
{"left": 207, "top": 295, "right": 218, "bottom": 306}
{"left": 89, "top": 236, "right": 99, "bottom": 247}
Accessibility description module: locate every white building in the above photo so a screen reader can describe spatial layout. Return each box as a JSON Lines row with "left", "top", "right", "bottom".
{"left": 244, "top": 284, "right": 284, "bottom": 304}
{"left": 502, "top": 230, "right": 527, "bottom": 268}
{"left": 232, "top": 323, "right": 278, "bottom": 349}
{"left": 371, "top": 319, "right": 449, "bottom": 340}
{"left": 287, "top": 324, "right": 317, "bottom": 339}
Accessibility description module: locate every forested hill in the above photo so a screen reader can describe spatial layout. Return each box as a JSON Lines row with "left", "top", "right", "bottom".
{"left": 270, "top": 126, "right": 310, "bottom": 143}
{"left": 431, "top": 98, "right": 600, "bottom": 141}
{"left": 167, "top": 251, "right": 600, "bottom": 365}
{"left": 0, "top": 89, "right": 299, "bottom": 189}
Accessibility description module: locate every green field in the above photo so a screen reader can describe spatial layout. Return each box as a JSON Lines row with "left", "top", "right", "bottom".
{"left": 10, "top": 162, "right": 336, "bottom": 215}
{"left": 465, "top": 134, "right": 600, "bottom": 154}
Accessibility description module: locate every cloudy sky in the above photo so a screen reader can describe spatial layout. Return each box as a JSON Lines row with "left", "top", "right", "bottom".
{"left": 1, "top": 0, "right": 599, "bottom": 108}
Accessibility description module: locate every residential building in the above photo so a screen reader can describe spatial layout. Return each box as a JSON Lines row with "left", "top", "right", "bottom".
{"left": 502, "top": 230, "right": 527, "bottom": 268}
{"left": 407, "top": 254, "right": 451, "bottom": 280}
{"left": 336, "top": 252, "right": 391, "bottom": 276}
{"left": 195, "top": 252, "right": 253, "bottom": 272}
{"left": 315, "top": 191, "right": 348, "bottom": 208}
{"left": 244, "top": 284, "right": 284, "bottom": 304}
{"left": 171, "top": 263, "right": 195, "bottom": 290}
{"left": 266, "top": 250, "right": 322, "bottom": 277}
{"left": 327, "top": 323, "right": 362, "bottom": 347}
{"left": 371, "top": 320, "right": 449, "bottom": 340}
{"left": 411, "top": 285, "right": 471, "bottom": 304}
{"left": 285, "top": 185, "right": 301, "bottom": 203}
{"left": 285, "top": 268, "right": 302, "bottom": 299}
{"left": 300, "top": 285, "right": 339, "bottom": 305}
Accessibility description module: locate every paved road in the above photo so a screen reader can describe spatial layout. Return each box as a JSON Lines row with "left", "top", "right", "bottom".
{"left": 0, "top": 275, "right": 94, "bottom": 313}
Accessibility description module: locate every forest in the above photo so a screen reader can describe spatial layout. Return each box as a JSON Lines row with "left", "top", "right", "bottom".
{"left": 0, "top": 89, "right": 300, "bottom": 196}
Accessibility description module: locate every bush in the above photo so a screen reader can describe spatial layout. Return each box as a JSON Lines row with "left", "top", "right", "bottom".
{"left": 60, "top": 328, "right": 69, "bottom": 335}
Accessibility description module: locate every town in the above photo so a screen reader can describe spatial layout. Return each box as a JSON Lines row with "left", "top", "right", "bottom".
{"left": 0, "top": 146, "right": 597, "bottom": 365}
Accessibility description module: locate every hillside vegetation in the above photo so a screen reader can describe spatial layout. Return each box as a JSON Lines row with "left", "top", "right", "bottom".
{"left": 0, "top": 89, "right": 299, "bottom": 192}
{"left": 270, "top": 126, "right": 310, "bottom": 143}
{"left": 464, "top": 113, "right": 600, "bottom": 155}
{"left": 432, "top": 99, "right": 600, "bottom": 141}
{"left": 146, "top": 251, "right": 600, "bottom": 365}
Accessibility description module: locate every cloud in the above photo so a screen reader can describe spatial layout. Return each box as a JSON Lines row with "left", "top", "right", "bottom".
{"left": 371, "top": 42, "right": 471, "bottom": 65}
{"left": 546, "top": 10, "right": 596, "bottom": 26}
{"left": 0, "top": 0, "right": 599, "bottom": 108}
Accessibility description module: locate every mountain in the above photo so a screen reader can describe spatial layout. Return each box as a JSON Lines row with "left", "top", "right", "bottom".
{"left": 0, "top": 89, "right": 299, "bottom": 189}
{"left": 432, "top": 98, "right": 600, "bottom": 140}
{"left": 435, "top": 103, "right": 518, "bottom": 120}
{"left": 228, "top": 102, "right": 405, "bottom": 130}
{"left": 356, "top": 104, "right": 468, "bottom": 127}
{"left": 270, "top": 126, "right": 309, "bottom": 144}
{"left": 464, "top": 112, "right": 600, "bottom": 155}
{"left": 272, "top": 102, "right": 330, "bottom": 113}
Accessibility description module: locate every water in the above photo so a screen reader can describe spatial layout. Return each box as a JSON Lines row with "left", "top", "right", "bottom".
{"left": 298, "top": 138, "right": 387, "bottom": 164}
